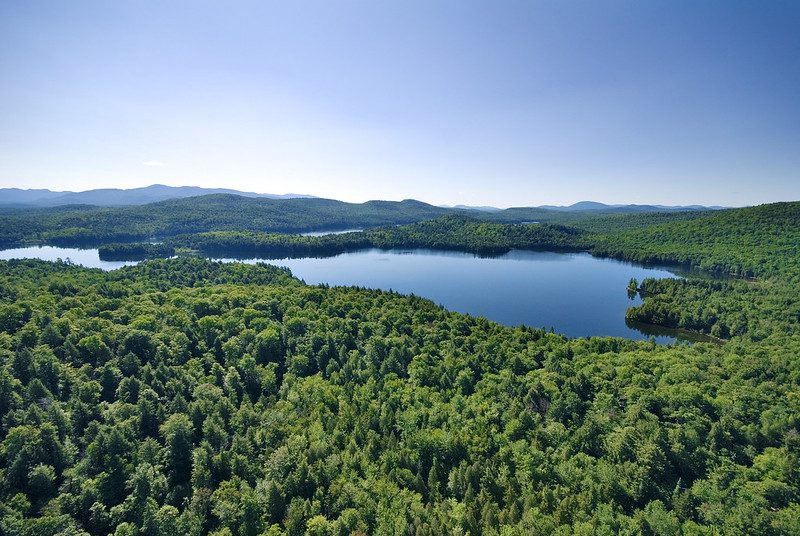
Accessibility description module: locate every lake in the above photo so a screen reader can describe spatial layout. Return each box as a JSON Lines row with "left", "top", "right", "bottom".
{"left": 299, "top": 228, "right": 363, "bottom": 237}
{"left": 0, "top": 245, "right": 139, "bottom": 270}
{"left": 0, "top": 245, "right": 685, "bottom": 342}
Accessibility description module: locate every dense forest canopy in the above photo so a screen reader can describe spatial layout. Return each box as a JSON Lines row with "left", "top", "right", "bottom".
{"left": 590, "top": 202, "right": 800, "bottom": 278}
{"left": 152, "top": 216, "right": 586, "bottom": 260}
{"left": 0, "top": 201, "right": 798, "bottom": 535}
{"left": 0, "top": 194, "right": 713, "bottom": 248}
{"left": 0, "top": 196, "right": 457, "bottom": 247}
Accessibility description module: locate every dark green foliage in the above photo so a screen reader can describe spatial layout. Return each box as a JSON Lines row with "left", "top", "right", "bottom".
{"left": 98, "top": 243, "right": 175, "bottom": 261}
{"left": 366, "top": 215, "right": 584, "bottom": 254}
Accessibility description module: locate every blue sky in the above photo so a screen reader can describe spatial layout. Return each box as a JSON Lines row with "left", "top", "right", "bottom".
{"left": 1, "top": 1, "right": 798, "bottom": 207}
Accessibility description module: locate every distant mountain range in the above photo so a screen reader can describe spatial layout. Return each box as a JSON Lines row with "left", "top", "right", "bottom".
{"left": 0, "top": 184, "right": 313, "bottom": 207}
{"left": 443, "top": 200, "right": 724, "bottom": 213}
{"left": 440, "top": 204, "right": 503, "bottom": 212}
{"left": 537, "top": 200, "right": 725, "bottom": 212}
{"left": 0, "top": 185, "right": 724, "bottom": 213}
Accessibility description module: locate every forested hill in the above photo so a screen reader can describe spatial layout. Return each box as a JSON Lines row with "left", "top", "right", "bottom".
{"left": 587, "top": 202, "right": 800, "bottom": 341}
{"left": 590, "top": 201, "right": 800, "bottom": 278}
{"left": 1, "top": 254, "right": 799, "bottom": 535}
{"left": 0, "top": 193, "right": 717, "bottom": 248}
{"left": 0, "top": 195, "right": 455, "bottom": 247}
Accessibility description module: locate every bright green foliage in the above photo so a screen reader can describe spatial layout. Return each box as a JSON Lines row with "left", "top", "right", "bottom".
{"left": 0, "top": 250, "right": 798, "bottom": 535}
{"left": 590, "top": 201, "right": 800, "bottom": 278}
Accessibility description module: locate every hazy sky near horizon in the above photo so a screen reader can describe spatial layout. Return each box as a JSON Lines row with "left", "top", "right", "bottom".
{"left": 1, "top": 1, "right": 799, "bottom": 207}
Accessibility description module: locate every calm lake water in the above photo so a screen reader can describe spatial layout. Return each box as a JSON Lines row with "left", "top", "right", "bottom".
{"left": 299, "top": 228, "right": 363, "bottom": 237}
{"left": 0, "top": 246, "right": 139, "bottom": 270}
{"left": 0, "top": 245, "right": 683, "bottom": 342}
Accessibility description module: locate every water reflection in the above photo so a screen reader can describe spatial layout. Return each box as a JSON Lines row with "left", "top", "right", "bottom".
{"left": 626, "top": 319, "right": 723, "bottom": 344}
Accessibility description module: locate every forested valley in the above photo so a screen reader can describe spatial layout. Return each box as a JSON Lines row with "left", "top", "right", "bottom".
{"left": 0, "top": 200, "right": 798, "bottom": 535}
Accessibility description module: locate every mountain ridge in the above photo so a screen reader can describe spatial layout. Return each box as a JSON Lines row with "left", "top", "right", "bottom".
{"left": 538, "top": 200, "right": 726, "bottom": 212}
{"left": 0, "top": 184, "right": 314, "bottom": 207}
{"left": 2, "top": 185, "right": 725, "bottom": 211}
